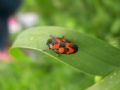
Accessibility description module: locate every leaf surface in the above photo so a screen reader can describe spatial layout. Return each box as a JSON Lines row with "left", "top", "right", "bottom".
{"left": 10, "top": 26, "right": 120, "bottom": 76}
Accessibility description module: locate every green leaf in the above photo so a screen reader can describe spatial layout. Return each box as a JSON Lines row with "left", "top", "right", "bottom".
{"left": 10, "top": 26, "right": 120, "bottom": 76}
{"left": 87, "top": 70, "right": 120, "bottom": 90}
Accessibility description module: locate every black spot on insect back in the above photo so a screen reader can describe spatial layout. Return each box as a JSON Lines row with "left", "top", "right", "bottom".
{"left": 60, "top": 42, "right": 65, "bottom": 47}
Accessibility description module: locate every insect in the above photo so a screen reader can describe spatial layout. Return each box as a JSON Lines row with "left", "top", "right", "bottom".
{"left": 46, "top": 35, "right": 78, "bottom": 55}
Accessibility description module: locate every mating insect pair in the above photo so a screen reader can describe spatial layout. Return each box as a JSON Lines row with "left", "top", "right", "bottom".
{"left": 46, "top": 35, "right": 78, "bottom": 55}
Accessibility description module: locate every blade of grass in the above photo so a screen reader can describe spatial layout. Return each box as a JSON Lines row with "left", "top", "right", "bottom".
{"left": 87, "top": 70, "right": 120, "bottom": 90}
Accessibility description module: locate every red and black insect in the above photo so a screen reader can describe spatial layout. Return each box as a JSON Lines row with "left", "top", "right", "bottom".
{"left": 46, "top": 35, "right": 78, "bottom": 55}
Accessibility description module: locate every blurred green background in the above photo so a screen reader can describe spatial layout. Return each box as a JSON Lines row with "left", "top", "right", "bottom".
{"left": 20, "top": 0, "right": 120, "bottom": 47}
{"left": 1, "top": 0, "right": 120, "bottom": 90}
